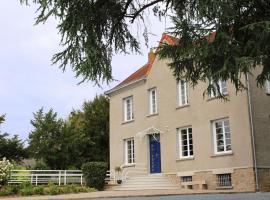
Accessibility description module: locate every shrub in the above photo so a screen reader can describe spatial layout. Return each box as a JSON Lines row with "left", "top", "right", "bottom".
{"left": 82, "top": 162, "right": 107, "bottom": 190}
{"left": 0, "top": 185, "right": 15, "bottom": 196}
{"left": 46, "top": 182, "right": 61, "bottom": 195}
{"left": 0, "top": 158, "right": 14, "bottom": 186}
{"left": 19, "top": 184, "right": 34, "bottom": 196}
{"left": 33, "top": 186, "right": 44, "bottom": 195}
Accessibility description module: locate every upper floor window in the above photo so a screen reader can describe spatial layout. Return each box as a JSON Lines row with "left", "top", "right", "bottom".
{"left": 149, "top": 88, "right": 157, "bottom": 115}
{"left": 178, "top": 80, "right": 188, "bottom": 106}
{"left": 124, "top": 138, "right": 135, "bottom": 164}
{"left": 266, "top": 80, "right": 270, "bottom": 94}
{"left": 178, "top": 127, "right": 193, "bottom": 158}
{"left": 209, "top": 80, "right": 228, "bottom": 98}
{"left": 213, "top": 118, "right": 232, "bottom": 154}
{"left": 123, "top": 96, "right": 133, "bottom": 122}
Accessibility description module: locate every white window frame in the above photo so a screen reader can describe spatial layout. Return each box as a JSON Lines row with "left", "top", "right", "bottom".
{"left": 209, "top": 80, "right": 228, "bottom": 98}
{"left": 124, "top": 138, "right": 135, "bottom": 165}
{"left": 212, "top": 118, "right": 232, "bottom": 154}
{"left": 178, "top": 127, "right": 194, "bottom": 159}
{"left": 266, "top": 80, "right": 270, "bottom": 94}
{"left": 149, "top": 88, "right": 158, "bottom": 115}
{"left": 123, "top": 96, "right": 133, "bottom": 122}
{"left": 178, "top": 80, "right": 188, "bottom": 106}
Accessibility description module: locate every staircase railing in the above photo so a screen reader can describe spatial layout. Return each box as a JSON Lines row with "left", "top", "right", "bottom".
{"left": 121, "top": 163, "right": 147, "bottom": 182}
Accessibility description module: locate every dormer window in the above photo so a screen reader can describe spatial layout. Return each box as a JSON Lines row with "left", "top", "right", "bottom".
{"left": 149, "top": 88, "right": 157, "bottom": 115}
{"left": 123, "top": 96, "right": 133, "bottom": 122}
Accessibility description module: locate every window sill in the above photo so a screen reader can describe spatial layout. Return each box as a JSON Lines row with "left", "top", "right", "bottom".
{"left": 147, "top": 113, "right": 159, "bottom": 118}
{"left": 176, "top": 156, "right": 195, "bottom": 162}
{"left": 122, "top": 164, "right": 135, "bottom": 168}
{"left": 176, "top": 104, "right": 190, "bottom": 110}
{"left": 207, "top": 93, "right": 229, "bottom": 101}
{"left": 211, "top": 151, "right": 233, "bottom": 157}
{"left": 121, "top": 119, "right": 134, "bottom": 125}
{"left": 216, "top": 186, "right": 233, "bottom": 190}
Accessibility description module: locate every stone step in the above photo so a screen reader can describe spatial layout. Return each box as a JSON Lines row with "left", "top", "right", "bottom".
{"left": 114, "top": 174, "right": 180, "bottom": 191}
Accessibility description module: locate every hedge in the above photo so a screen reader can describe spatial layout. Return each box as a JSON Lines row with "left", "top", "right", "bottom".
{"left": 81, "top": 162, "right": 108, "bottom": 190}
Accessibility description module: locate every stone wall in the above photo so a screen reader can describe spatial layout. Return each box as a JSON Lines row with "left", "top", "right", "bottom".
{"left": 166, "top": 167, "right": 256, "bottom": 192}
{"left": 258, "top": 168, "right": 270, "bottom": 191}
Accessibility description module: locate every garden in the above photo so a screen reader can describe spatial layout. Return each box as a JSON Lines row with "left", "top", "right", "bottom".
{"left": 0, "top": 158, "right": 108, "bottom": 197}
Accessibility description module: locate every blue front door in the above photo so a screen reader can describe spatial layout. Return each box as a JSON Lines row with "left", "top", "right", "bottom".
{"left": 149, "top": 134, "right": 161, "bottom": 173}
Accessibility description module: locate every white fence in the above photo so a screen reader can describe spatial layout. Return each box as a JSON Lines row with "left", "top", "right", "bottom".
{"left": 8, "top": 170, "right": 84, "bottom": 186}
{"left": 8, "top": 170, "right": 116, "bottom": 186}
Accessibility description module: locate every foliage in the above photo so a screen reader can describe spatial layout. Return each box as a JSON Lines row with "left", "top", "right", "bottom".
{"left": 0, "top": 115, "right": 28, "bottom": 162}
{"left": 0, "top": 115, "right": 5, "bottom": 125}
{"left": 82, "top": 162, "right": 108, "bottom": 190}
{"left": 0, "top": 158, "right": 14, "bottom": 186}
{"left": 28, "top": 108, "right": 70, "bottom": 169}
{"left": 0, "top": 134, "right": 27, "bottom": 162}
{"left": 28, "top": 95, "right": 109, "bottom": 169}
{"left": 0, "top": 182, "right": 96, "bottom": 196}
{"left": 32, "top": 161, "right": 49, "bottom": 170}
{"left": 20, "top": 0, "right": 270, "bottom": 91}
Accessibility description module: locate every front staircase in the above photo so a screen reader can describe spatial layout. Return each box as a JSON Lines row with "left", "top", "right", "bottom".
{"left": 114, "top": 174, "right": 180, "bottom": 190}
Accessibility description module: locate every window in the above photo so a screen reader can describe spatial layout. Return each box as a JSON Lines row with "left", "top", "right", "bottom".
{"left": 213, "top": 119, "right": 232, "bottom": 154}
{"left": 149, "top": 88, "right": 157, "bottom": 114}
{"left": 266, "top": 80, "right": 270, "bottom": 94}
{"left": 124, "top": 138, "right": 135, "bottom": 164}
{"left": 123, "top": 96, "right": 133, "bottom": 122}
{"left": 178, "top": 127, "right": 193, "bottom": 158}
{"left": 178, "top": 80, "right": 188, "bottom": 106}
{"left": 217, "top": 174, "right": 232, "bottom": 187}
{"left": 181, "top": 176, "right": 192, "bottom": 182}
{"left": 209, "top": 80, "right": 228, "bottom": 98}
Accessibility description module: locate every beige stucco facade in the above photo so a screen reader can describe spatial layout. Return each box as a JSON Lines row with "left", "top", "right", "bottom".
{"left": 106, "top": 52, "right": 270, "bottom": 191}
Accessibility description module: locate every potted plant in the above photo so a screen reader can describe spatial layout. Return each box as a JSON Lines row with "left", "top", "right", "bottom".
{"left": 114, "top": 166, "right": 122, "bottom": 184}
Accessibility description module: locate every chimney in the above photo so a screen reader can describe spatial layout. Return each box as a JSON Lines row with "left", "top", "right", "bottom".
{"left": 148, "top": 48, "right": 155, "bottom": 63}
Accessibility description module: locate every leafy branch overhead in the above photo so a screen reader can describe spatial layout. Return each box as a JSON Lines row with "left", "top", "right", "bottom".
{"left": 20, "top": 0, "right": 270, "bottom": 91}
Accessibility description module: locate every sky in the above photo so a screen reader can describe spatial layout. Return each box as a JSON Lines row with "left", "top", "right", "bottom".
{"left": 0, "top": 1, "right": 169, "bottom": 142}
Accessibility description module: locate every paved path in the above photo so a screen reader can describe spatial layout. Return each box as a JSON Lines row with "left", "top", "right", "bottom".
{"left": 0, "top": 190, "right": 269, "bottom": 200}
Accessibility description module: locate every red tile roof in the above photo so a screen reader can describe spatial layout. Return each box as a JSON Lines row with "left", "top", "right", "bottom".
{"left": 117, "top": 33, "right": 176, "bottom": 87}
{"left": 112, "top": 32, "right": 215, "bottom": 90}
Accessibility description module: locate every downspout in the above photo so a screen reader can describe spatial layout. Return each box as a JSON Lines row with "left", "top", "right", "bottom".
{"left": 246, "top": 74, "right": 259, "bottom": 191}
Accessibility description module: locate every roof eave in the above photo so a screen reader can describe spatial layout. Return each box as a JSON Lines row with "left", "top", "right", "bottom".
{"left": 104, "top": 76, "right": 147, "bottom": 96}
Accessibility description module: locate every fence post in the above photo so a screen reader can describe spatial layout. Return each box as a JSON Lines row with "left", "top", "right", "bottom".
{"left": 64, "top": 170, "right": 67, "bottom": 185}
{"left": 80, "top": 174, "right": 83, "bottom": 186}
{"left": 35, "top": 175, "right": 38, "bottom": 186}
{"left": 58, "top": 171, "right": 61, "bottom": 186}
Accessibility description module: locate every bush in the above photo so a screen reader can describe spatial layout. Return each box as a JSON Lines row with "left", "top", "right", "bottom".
{"left": 33, "top": 186, "right": 44, "bottom": 195}
{"left": 19, "top": 185, "right": 34, "bottom": 196}
{"left": 45, "top": 182, "right": 61, "bottom": 195}
{"left": 0, "top": 185, "right": 15, "bottom": 196}
{"left": 0, "top": 158, "right": 14, "bottom": 186}
{"left": 82, "top": 162, "right": 107, "bottom": 190}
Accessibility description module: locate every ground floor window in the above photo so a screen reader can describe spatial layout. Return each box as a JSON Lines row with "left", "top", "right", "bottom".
{"left": 124, "top": 138, "right": 135, "bottom": 164}
{"left": 178, "top": 127, "right": 193, "bottom": 158}
{"left": 213, "top": 118, "right": 232, "bottom": 154}
{"left": 217, "top": 173, "right": 232, "bottom": 187}
{"left": 181, "top": 176, "right": 192, "bottom": 182}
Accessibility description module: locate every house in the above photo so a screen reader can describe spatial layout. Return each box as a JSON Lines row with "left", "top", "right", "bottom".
{"left": 105, "top": 34, "right": 270, "bottom": 192}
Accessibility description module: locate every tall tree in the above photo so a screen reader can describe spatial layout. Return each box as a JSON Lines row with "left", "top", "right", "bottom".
{"left": 20, "top": 0, "right": 270, "bottom": 91}
{"left": 28, "top": 95, "right": 109, "bottom": 169}
{"left": 28, "top": 108, "right": 70, "bottom": 169}
{"left": 0, "top": 115, "right": 27, "bottom": 162}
